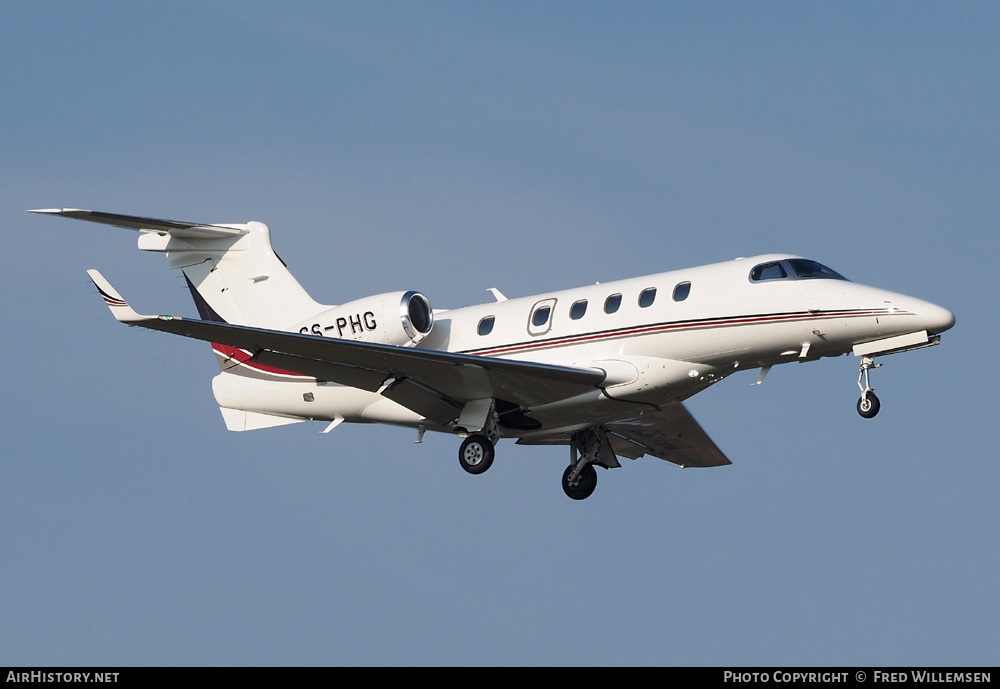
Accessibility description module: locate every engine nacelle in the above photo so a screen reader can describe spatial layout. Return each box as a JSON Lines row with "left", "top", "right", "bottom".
{"left": 294, "top": 291, "right": 434, "bottom": 346}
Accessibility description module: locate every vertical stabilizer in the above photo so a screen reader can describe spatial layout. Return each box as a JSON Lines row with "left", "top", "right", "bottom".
{"left": 158, "top": 221, "right": 327, "bottom": 329}
{"left": 30, "top": 209, "right": 330, "bottom": 330}
{"left": 35, "top": 208, "right": 334, "bottom": 429}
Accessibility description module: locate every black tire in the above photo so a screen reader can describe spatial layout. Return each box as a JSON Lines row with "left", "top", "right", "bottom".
{"left": 562, "top": 463, "right": 598, "bottom": 500}
{"left": 857, "top": 392, "right": 881, "bottom": 419}
{"left": 458, "top": 435, "right": 495, "bottom": 475}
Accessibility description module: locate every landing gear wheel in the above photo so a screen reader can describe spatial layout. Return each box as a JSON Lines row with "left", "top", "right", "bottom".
{"left": 562, "top": 463, "right": 598, "bottom": 501}
{"left": 459, "top": 435, "right": 495, "bottom": 474}
{"left": 856, "top": 356, "right": 882, "bottom": 419}
{"left": 857, "top": 392, "right": 881, "bottom": 419}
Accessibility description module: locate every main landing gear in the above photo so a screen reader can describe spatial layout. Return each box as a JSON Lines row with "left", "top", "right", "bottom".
{"left": 857, "top": 356, "right": 882, "bottom": 419}
{"left": 456, "top": 399, "right": 501, "bottom": 475}
{"left": 561, "top": 427, "right": 619, "bottom": 501}
{"left": 562, "top": 463, "right": 598, "bottom": 501}
{"left": 454, "top": 426, "right": 617, "bottom": 501}
{"left": 458, "top": 434, "right": 495, "bottom": 474}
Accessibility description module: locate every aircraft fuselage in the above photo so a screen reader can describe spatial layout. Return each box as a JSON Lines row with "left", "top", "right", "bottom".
{"left": 212, "top": 253, "right": 954, "bottom": 437}
{"left": 34, "top": 206, "right": 956, "bottom": 499}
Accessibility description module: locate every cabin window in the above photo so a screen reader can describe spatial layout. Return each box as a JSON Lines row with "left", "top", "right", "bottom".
{"left": 528, "top": 298, "right": 557, "bottom": 335}
{"left": 570, "top": 300, "right": 588, "bottom": 320}
{"left": 638, "top": 287, "right": 656, "bottom": 308}
{"left": 787, "top": 259, "right": 847, "bottom": 280}
{"left": 673, "top": 281, "right": 691, "bottom": 301}
{"left": 604, "top": 293, "right": 622, "bottom": 314}
{"left": 532, "top": 306, "right": 551, "bottom": 327}
{"left": 750, "top": 262, "right": 788, "bottom": 282}
{"left": 477, "top": 316, "right": 495, "bottom": 336}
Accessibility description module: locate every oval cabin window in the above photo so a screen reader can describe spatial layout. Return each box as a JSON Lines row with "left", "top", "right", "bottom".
{"left": 528, "top": 298, "right": 557, "bottom": 335}
{"left": 604, "top": 294, "right": 622, "bottom": 314}
{"left": 532, "top": 306, "right": 551, "bottom": 327}
{"left": 639, "top": 287, "right": 656, "bottom": 308}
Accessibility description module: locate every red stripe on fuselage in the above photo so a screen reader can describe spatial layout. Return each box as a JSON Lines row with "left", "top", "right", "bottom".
{"left": 209, "top": 308, "right": 908, "bottom": 376}
{"left": 464, "top": 308, "right": 904, "bottom": 357}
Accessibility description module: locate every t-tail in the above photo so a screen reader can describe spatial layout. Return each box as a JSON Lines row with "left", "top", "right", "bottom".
{"left": 30, "top": 208, "right": 329, "bottom": 343}
{"left": 33, "top": 208, "right": 438, "bottom": 433}
{"left": 31, "top": 209, "right": 336, "bottom": 431}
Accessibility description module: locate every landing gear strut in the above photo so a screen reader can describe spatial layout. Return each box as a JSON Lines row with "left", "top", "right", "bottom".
{"left": 561, "top": 427, "right": 619, "bottom": 500}
{"left": 455, "top": 398, "right": 501, "bottom": 475}
{"left": 857, "top": 356, "right": 882, "bottom": 419}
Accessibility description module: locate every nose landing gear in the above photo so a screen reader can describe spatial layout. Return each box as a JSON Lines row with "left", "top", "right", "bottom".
{"left": 857, "top": 356, "right": 882, "bottom": 419}
{"left": 857, "top": 391, "right": 880, "bottom": 418}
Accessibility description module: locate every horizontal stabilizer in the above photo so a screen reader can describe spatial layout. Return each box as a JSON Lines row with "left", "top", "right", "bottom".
{"left": 29, "top": 208, "right": 247, "bottom": 239}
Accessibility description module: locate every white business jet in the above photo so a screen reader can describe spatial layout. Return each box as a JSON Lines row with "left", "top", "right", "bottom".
{"left": 32, "top": 209, "right": 955, "bottom": 500}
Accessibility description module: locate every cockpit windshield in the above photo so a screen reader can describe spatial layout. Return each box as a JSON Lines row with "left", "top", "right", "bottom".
{"left": 749, "top": 259, "right": 847, "bottom": 283}
{"left": 750, "top": 262, "right": 788, "bottom": 281}
{"left": 787, "top": 259, "right": 846, "bottom": 280}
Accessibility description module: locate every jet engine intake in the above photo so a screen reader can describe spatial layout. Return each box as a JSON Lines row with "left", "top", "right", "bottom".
{"left": 295, "top": 291, "right": 434, "bottom": 346}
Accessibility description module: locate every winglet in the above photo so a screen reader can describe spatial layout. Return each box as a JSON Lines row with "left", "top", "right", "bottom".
{"left": 86, "top": 269, "right": 144, "bottom": 323}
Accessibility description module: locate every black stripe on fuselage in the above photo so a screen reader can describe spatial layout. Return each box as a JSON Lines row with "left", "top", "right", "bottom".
{"left": 460, "top": 307, "right": 906, "bottom": 357}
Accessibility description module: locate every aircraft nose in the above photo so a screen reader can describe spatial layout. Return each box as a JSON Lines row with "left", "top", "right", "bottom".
{"left": 918, "top": 301, "right": 956, "bottom": 334}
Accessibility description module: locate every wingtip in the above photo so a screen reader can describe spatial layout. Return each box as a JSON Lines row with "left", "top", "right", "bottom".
{"left": 86, "top": 269, "right": 143, "bottom": 322}
{"left": 28, "top": 208, "right": 88, "bottom": 215}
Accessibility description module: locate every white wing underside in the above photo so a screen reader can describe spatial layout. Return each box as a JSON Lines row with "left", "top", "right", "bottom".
{"left": 519, "top": 404, "right": 731, "bottom": 468}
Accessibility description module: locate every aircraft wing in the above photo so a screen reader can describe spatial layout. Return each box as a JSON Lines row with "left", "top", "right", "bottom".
{"left": 605, "top": 404, "right": 732, "bottom": 467}
{"left": 29, "top": 208, "right": 246, "bottom": 239}
{"left": 86, "top": 270, "right": 606, "bottom": 425}
{"left": 518, "top": 403, "right": 732, "bottom": 468}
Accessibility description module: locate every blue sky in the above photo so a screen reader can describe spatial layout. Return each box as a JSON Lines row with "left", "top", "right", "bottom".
{"left": 2, "top": 2, "right": 997, "bottom": 665}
